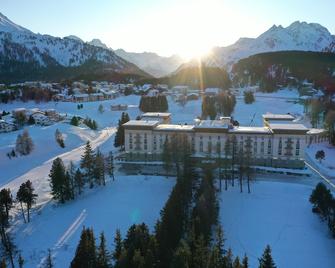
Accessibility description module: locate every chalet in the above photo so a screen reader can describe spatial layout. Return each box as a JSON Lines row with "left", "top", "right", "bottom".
{"left": 0, "top": 120, "right": 16, "bottom": 133}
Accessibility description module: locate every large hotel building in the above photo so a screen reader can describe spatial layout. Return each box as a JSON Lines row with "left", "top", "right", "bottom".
{"left": 122, "top": 112, "right": 327, "bottom": 169}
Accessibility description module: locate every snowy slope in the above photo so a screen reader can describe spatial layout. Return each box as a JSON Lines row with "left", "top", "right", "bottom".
{"left": 184, "top": 21, "right": 335, "bottom": 69}
{"left": 0, "top": 12, "right": 147, "bottom": 76}
{"left": 115, "top": 49, "right": 184, "bottom": 77}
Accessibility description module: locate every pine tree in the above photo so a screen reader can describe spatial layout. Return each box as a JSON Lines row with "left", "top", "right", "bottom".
{"left": 70, "top": 116, "right": 79, "bottom": 126}
{"left": 0, "top": 259, "right": 6, "bottom": 268}
{"left": 242, "top": 254, "right": 248, "bottom": 268}
{"left": 43, "top": 249, "right": 53, "bottom": 268}
{"left": 114, "top": 113, "right": 130, "bottom": 148}
{"left": 258, "top": 245, "right": 276, "bottom": 268}
{"left": 0, "top": 189, "right": 13, "bottom": 219}
{"left": 96, "top": 232, "right": 110, "bottom": 268}
{"left": 16, "top": 180, "right": 37, "bottom": 223}
{"left": 49, "top": 157, "right": 67, "bottom": 203}
{"left": 105, "top": 151, "right": 115, "bottom": 181}
{"left": 171, "top": 240, "right": 191, "bottom": 268}
{"left": 18, "top": 254, "right": 24, "bottom": 268}
{"left": 74, "top": 168, "right": 84, "bottom": 195}
{"left": 81, "top": 141, "right": 95, "bottom": 188}
{"left": 70, "top": 227, "right": 97, "bottom": 268}
{"left": 94, "top": 149, "right": 105, "bottom": 186}
{"left": 113, "top": 229, "right": 123, "bottom": 264}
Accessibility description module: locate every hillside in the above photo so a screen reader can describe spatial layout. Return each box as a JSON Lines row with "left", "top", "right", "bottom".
{"left": 182, "top": 21, "right": 335, "bottom": 70}
{"left": 141, "top": 65, "right": 231, "bottom": 89}
{"left": 0, "top": 13, "right": 150, "bottom": 83}
{"left": 232, "top": 51, "right": 335, "bottom": 91}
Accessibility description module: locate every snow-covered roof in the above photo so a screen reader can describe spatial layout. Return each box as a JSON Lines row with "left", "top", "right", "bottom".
{"left": 195, "top": 120, "right": 230, "bottom": 129}
{"left": 262, "top": 113, "right": 295, "bottom": 120}
{"left": 154, "top": 124, "right": 194, "bottom": 131}
{"left": 268, "top": 123, "right": 308, "bottom": 132}
{"left": 141, "top": 112, "right": 171, "bottom": 118}
{"left": 123, "top": 120, "right": 160, "bottom": 128}
{"left": 229, "top": 126, "right": 271, "bottom": 134}
{"left": 307, "top": 128, "right": 327, "bottom": 135}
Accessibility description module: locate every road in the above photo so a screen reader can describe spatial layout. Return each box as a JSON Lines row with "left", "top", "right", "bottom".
{"left": 2, "top": 127, "right": 115, "bottom": 208}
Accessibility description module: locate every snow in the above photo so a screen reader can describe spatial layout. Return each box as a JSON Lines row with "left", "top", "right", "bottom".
{"left": 306, "top": 142, "right": 335, "bottom": 178}
{"left": 219, "top": 177, "right": 335, "bottom": 268}
{"left": 14, "top": 175, "right": 175, "bottom": 268}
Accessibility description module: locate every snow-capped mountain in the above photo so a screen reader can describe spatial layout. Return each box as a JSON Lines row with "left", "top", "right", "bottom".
{"left": 87, "top": 39, "right": 109, "bottom": 49}
{"left": 186, "top": 21, "right": 335, "bottom": 70}
{"left": 114, "top": 49, "right": 184, "bottom": 78}
{"left": 0, "top": 12, "right": 148, "bottom": 81}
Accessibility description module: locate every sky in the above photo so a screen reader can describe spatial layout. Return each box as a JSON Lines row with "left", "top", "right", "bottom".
{"left": 1, "top": 0, "right": 335, "bottom": 58}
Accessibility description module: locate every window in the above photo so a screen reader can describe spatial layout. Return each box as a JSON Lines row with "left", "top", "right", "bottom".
{"left": 278, "top": 138, "right": 282, "bottom": 156}
{"left": 253, "top": 141, "right": 257, "bottom": 154}
{"left": 200, "top": 141, "right": 203, "bottom": 153}
{"left": 216, "top": 142, "right": 221, "bottom": 154}
{"left": 208, "top": 142, "right": 212, "bottom": 154}
{"left": 295, "top": 139, "right": 300, "bottom": 156}
{"left": 267, "top": 139, "right": 272, "bottom": 154}
{"left": 261, "top": 141, "right": 264, "bottom": 154}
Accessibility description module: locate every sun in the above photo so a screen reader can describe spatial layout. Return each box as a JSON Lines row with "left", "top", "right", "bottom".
{"left": 179, "top": 45, "right": 212, "bottom": 61}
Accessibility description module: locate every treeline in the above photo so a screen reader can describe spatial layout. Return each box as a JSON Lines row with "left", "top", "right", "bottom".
{"left": 310, "top": 182, "right": 335, "bottom": 237}
{"left": 232, "top": 51, "right": 335, "bottom": 92}
{"left": 202, "top": 92, "right": 236, "bottom": 119}
{"left": 0, "top": 86, "right": 55, "bottom": 103}
{"left": 49, "top": 141, "right": 115, "bottom": 203}
{"left": 114, "top": 112, "right": 130, "bottom": 148}
{"left": 139, "top": 95, "right": 168, "bottom": 112}
{"left": 0, "top": 180, "right": 38, "bottom": 267}
{"left": 139, "top": 66, "right": 232, "bottom": 90}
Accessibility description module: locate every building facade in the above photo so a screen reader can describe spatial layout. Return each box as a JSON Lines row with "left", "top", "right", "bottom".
{"left": 123, "top": 114, "right": 327, "bottom": 169}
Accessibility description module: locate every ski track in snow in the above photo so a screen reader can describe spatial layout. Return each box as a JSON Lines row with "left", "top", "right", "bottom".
{"left": 38, "top": 209, "right": 87, "bottom": 267}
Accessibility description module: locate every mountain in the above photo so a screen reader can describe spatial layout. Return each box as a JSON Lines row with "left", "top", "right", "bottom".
{"left": 87, "top": 38, "right": 109, "bottom": 49}
{"left": 232, "top": 51, "right": 335, "bottom": 92}
{"left": 141, "top": 65, "right": 231, "bottom": 90}
{"left": 115, "top": 49, "right": 185, "bottom": 77}
{"left": 0, "top": 12, "right": 150, "bottom": 83}
{"left": 184, "top": 21, "right": 335, "bottom": 70}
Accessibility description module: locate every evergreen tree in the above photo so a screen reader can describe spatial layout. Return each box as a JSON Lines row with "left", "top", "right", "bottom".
{"left": 244, "top": 91, "right": 255, "bottom": 104}
{"left": 170, "top": 240, "right": 191, "bottom": 268}
{"left": 43, "top": 249, "right": 53, "bottom": 268}
{"left": 258, "top": 245, "right": 276, "bottom": 268}
{"left": 114, "top": 113, "right": 130, "bottom": 148}
{"left": 112, "top": 229, "right": 123, "bottom": 265}
{"left": 28, "top": 115, "right": 35, "bottom": 125}
{"left": 0, "top": 189, "right": 13, "bottom": 219}
{"left": 70, "top": 227, "right": 97, "bottom": 268}
{"left": 16, "top": 181, "right": 37, "bottom": 222}
{"left": 81, "top": 141, "right": 95, "bottom": 188}
{"left": 70, "top": 116, "right": 79, "bottom": 126}
{"left": 105, "top": 151, "right": 115, "bottom": 181}
{"left": 96, "top": 232, "right": 110, "bottom": 268}
{"left": 74, "top": 168, "right": 84, "bottom": 195}
{"left": 49, "top": 157, "right": 67, "bottom": 203}
{"left": 94, "top": 149, "right": 105, "bottom": 186}
{"left": 18, "top": 254, "right": 24, "bottom": 268}
{"left": 242, "top": 254, "right": 249, "bottom": 268}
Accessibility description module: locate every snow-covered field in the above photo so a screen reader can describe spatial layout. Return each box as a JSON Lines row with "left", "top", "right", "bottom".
{"left": 14, "top": 175, "right": 175, "bottom": 268}
{"left": 220, "top": 176, "right": 335, "bottom": 268}
{"left": 306, "top": 142, "right": 335, "bottom": 179}
{"left": 0, "top": 88, "right": 333, "bottom": 267}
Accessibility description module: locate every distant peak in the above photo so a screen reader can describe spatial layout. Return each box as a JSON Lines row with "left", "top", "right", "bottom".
{"left": 88, "top": 39, "right": 109, "bottom": 49}
{"left": 0, "top": 12, "right": 31, "bottom": 33}
{"left": 64, "top": 35, "right": 84, "bottom": 42}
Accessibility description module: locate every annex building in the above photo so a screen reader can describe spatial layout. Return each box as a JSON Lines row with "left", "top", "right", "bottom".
{"left": 122, "top": 113, "right": 327, "bottom": 169}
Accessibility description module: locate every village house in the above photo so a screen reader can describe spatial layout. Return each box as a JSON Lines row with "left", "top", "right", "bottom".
{"left": 0, "top": 120, "right": 16, "bottom": 133}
